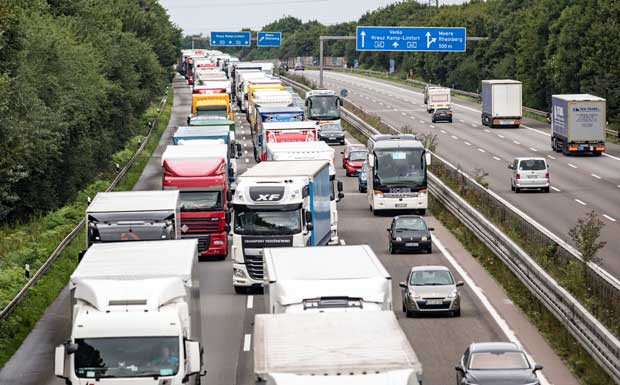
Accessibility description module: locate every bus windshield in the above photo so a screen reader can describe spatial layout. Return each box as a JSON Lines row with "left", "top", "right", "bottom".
{"left": 373, "top": 148, "right": 426, "bottom": 187}
{"left": 308, "top": 95, "right": 340, "bottom": 120}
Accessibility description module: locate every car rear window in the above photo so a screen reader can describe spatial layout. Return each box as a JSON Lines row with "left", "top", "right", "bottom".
{"left": 469, "top": 351, "right": 529, "bottom": 370}
{"left": 519, "top": 159, "right": 546, "bottom": 171}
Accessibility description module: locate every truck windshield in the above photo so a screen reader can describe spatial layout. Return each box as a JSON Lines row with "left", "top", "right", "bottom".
{"left": 234, "top": 208, "right": 301, "bottom": 235}
{"left": 74, "top": 337, "right": 179, "bottom": 378}
{"left": 180, "top": 191, "right": 222, "bottom": 211}
{"left": 308, "top": 95, "right": 340, "bottom": 120}
{"left": 374, "top": 148, "right": 427, "bottom": 187}
{"left": 197, "top": 105, "right": 227, "bottom": 119}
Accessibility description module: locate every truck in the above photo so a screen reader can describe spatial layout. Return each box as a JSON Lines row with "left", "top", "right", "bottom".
{"left": 305, "top": 89, "right": 343, "bottom": 126}
{"left": 265, "top": 141, "right": 343, "bottom": 244}
{"left": 253, "top": 311, "right": 423, "bottom": 385}
{"left": 163, "top": 150, "right": 231, "bottom": 259}
{"left": 231, "top": 160, "right": 332, "bottom": 293}
{"left": 85, "top": 191, "right": 180, "bottom": 248}
{"left": 263, "top": 245, "right": 392, "bottom": 313}
{"left": 188, "top": 116, "right": 235, "bottom": 134}
{"left": 162, "top": 142, "right": 237, "bottom": 188}
{"left": 54, "top": 240, "right": 205, "bottom": 385}
{"left": 248, "top": 90, "right": 294, "bottom": 130}
{"left": 551, "top": 94, "right": 606, "bottom": 156}
{"left": 193, "top": 79, "right": 231, "bottom": 95}
{"left": 367, "top": 135, "right": 431, "bottom": 215}
{"left": 481, "top": 79, "right": 522, "bottom": 128}
{"left": 235, "top": 70, "right": 266, "bottom": 108}
{"left": 426, "top": 87, "right": 451, "bottom": 113}
{"left": 190, "top": 93, "right": 233, "bottom": 123}
{"left": 254, "top": 121, "right": 318, "bottom": 162}
{"left": 423, "top": 84, "right": 440, "bottom": 104}
{"left": 243, "top": 79, "right": 284, "bottom": 113}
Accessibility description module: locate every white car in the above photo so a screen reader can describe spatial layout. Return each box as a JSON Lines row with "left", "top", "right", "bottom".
{"left": 509, "top": 157, "right": 550, "bottom": 193}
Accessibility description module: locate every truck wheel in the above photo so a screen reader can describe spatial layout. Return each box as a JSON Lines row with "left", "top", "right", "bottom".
{"left": 543, "top": 187, "right": 550, "bottom": 193}
{"left": 234, "top": 286, "right": 247, "bottom": 295}
{"left": 594, "top": 151, "right": 602, "bottom": 157}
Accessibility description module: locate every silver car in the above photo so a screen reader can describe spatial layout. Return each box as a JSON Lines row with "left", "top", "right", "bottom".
{"left": 400, "top": 265, "right": 463, "bottom": 317}
{"left": 509, "top": 157, "right": 550, "bottom": 193}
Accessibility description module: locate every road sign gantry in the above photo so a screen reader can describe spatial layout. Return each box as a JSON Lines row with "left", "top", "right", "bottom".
{"left": 356, "top": 26, "right": 466, "bottom": 52}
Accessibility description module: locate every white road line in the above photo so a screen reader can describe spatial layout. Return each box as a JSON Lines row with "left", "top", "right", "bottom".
{"left": 401, "top": 112, "right": 407, "bottom": 116}
{"left": 484, "top": 129, "right": 490, "bottom": 133}
{"left": 411, "top": 115, "right": 416, "bottom": 119}
{"left": 464, "top": 141, "right": 472, "bottom": 146}
{"left": 513, "top": 140, "right": 521, "bottom": 145}
{"left": 245, "top": 159, "right": 249, "bottom": 163}
{"left": 451, "top": 135, "right": 458, "bottom": 140}
{"left": 529, "top": 147, "right": 538, "bottom": 152}
{"left": 478, "top": 148, "right": 486, "bottom": 153}
{"left": 497, "top": 134, "right": 505, "bottom": 138}
{"left": 459, "top": 119, "right": 465, "bottom": 123}
{"left": 243, "top": 334, "right": 252, "bottom": 352}
{"left": 247, "top": 295, "right": 254, "bottom": 309}
{"left": 493, "top": 156, "right": 502, "bottom": 161}
{"left": 420, "top": 120, "right": 425, "bottom": 124}
{"left": 547, "top": 155, "right": 556, "bottom": 160}
{"left": 603, "top": 152, "right": 620, "bottom": 161}
{"left": 379, "top": 102, "right": 384, "bottom": 105}
{"left": 575, "top": 199, "right": 587, "bottom": 206}
{"left": 244, "top": 150, "right": 248, "bottom": 154}
{"left": 591, "top": 173, "right": 602, "bottom": 179}
{"left": 339, "top": 239, "right": 346, "bottom": 245}
{"left": 432, "top": 237, "right": 551, "bottom": 385}
{"left": 429, "top": 124, "right": 435, "bottom": 128}
{"left": 440, "top": 129, "right": 447, "bottom": 134}
{"left": 550, "top": 186, "right": 561, "bottom": 192}
{"left": 568, "top": 163, "right": 578, "bottom": 169}
{"left": 603, "top": 214, "right": 617, "bottom": 222}
{"left": 472, "top": 124, "right": 477, "bottom": 127}
{"left": 242, "top": 137, "right": 246, "bottom": 141}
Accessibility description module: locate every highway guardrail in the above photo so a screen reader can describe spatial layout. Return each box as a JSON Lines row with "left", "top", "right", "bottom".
{"left": 0, "top": 87, "right": 170, "bottom": 321}
{"left": 280, "top": 73, "right": 620, "bottom": 383}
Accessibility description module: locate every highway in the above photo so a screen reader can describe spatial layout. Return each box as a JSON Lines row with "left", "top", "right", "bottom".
{"left": 299, "top": 69, "right": 620, "bottom": 280}
{"left": 0, "top": 74, "right": 579, "bottom": 385}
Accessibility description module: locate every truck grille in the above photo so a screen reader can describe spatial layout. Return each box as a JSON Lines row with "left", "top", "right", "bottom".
{"left": 181, "top": 217, "right": 220, "bottom": 233}
{"left": 245, "top": 254, "right": 263, "bottom": 280}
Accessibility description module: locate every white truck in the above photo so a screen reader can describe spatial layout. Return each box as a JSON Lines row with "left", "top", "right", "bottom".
{"left": 85, "top": 191, "right": 180, "bottom": 248}
{"left": 55, "top": 239, "right": 205, "bottom": 385}
{"left": 254, "top": 311, "right": 423, "bottom": 385}
{"left": 231, "top": 160, "right": 332, "bottom": 293}
{"left": 265, "top": 141, "right": 343, "bottom": 244}
{"left": 426, "top": 87, "right": 451, "bottom": 113}
{"left": 481, "top": 79, "right": 522, "bottom": 128}
{"left": 263, "top": 245, "right": 392, "bottom": 313}
{"left": 551, "top": 94, "right": 606, "bottom": 156}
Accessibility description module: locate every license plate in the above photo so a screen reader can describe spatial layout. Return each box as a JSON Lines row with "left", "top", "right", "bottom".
{"left": 395, "top": 203, "right": 407, "bottom": 208}
{"left": 405, "top": 242, "right": 418, "bottom": 247}
{"left": 500, "top": 119, "right": 515, "bottom": 125}
{"left": 426, "top": 299, "right": 443, "bottom": 305}
{"left": 527, "top": 175, "right": 537, "bottom": 179}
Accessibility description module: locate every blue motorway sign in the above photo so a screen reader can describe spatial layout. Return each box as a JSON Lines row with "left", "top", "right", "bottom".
{"left": 210, "top": 31, "right": 251, "bottom": 47}
{"left": 356, "top": 26, "right": 466, "bottom": 52}
{"left": 257, "top": 32, "right": 281, "bottom": 47}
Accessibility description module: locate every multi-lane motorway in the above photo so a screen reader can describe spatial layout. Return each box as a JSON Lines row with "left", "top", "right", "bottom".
{"left": 0, "top": 74, "right": 579, "bottom": 385}
{"left": 299, "top": 69, "right": 620, "bottom": 280}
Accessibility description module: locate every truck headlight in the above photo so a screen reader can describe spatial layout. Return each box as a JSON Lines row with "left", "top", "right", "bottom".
{"left": 233, "top": 268, "right": 247, "bottom": 278}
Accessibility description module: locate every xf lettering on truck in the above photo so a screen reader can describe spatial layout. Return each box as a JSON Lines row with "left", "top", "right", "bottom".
{"left": 256, "top": 194, "right": 281, "bottom": 201}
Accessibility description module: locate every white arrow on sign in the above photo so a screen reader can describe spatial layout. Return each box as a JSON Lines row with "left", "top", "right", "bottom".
{"left": 259, "top": 36, "right": 265, "bottom": 42}
{"left": 229, "top": 40, "right": 232, "bottom": 44}
{"left": 360, "top": 31, "right": 366, "bottom": 47}
{"left": 392, "top": 41, "right": 399, "bottom": 48}
{"left": 426, "top": 32, "right": 437, "bottom": 48}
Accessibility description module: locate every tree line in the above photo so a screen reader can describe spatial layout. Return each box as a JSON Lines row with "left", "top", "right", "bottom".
{"left": 0, "top": 0, "right": 181, "bottom": 222}
{"left": 200, "top": 0, "right": 618, "bottom": 126}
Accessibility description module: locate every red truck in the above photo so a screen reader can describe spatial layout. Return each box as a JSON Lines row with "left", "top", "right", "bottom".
{"left": 162, "top": 158, "right": 231, "bottom": 260}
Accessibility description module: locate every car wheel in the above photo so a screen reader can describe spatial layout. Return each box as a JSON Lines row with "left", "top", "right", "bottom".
{"left": 406, "top": 310, "right": 415, "bottom": 318}
{"left": 452, "top": 309, "right": 461, "bottom": 317}
{"left": 345, "top": 171, "right": 351, "bottom": 177}
{"left": 449, "top": 119, "right": 453, "bottom": 123}
{"left": 427, "top": 245, "right": 433, "bottom": 254}
{"left": 402, "top": 301, "right": 407, "bottom": 313}
{"left": 432, "top": 118, "right": 435, "bottom": 123}
{"left": 389, "top": 242, "right": 396, "bottom": 254}
{"left": 515, "top": 187, "right": 520, "bottom": 193}
{"left": 340, "top": 140, "right": 345, "bottom": 145}
{"left": 234, "top": 286, "right": 247, "bottom": 295}
{"left": 543, "top": 187, "right": 550, "bottom": 193}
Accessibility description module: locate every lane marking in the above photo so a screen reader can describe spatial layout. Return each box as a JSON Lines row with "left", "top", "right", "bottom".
{"left": 497, "top": 134, "right": 505, "bottom": 138}
{"left": 459, "top": 119, "right": 465, "bottom": 123}
{"left": 401, "top": 112, "right": 407, "bottom": 116}
{"left": 493, "top": 156, "right": 502, "bottom": 161}
{"left": 432, "top": 236, "right": 551, "bottom": 385}
{"left": 451, "top": 135, "right": 458, "bottom": 140}
{"left": 547, "top": 155, "right": 556, "bottom": 160}
{"left": 244, "top": 150, "right": 248, "bottom": 154}
{"left": 464, "top": 141, "right": 472, "bottom": 146}
{"left": 478, "top": 148, "right": 486, "bottom": 153}
{"left": 245, "top": 159, "right": 249, "bottom": 163}
{"left": 429, "top": 124, "right": 435, "bottom": 128}
{"left": 591, "top": 173, "right": 601, "bottom": 179}
{"left": 484, "top": 129, "right": 490, "bottom": 133}
{"left": 243, "top": 334, "right": 252, "bottom": 352}
{"left": 568, "top": 163, "right": 578, "bottom": 169}
{"left": 472, "top": 124, "right": 477, "bottom": 127}
{"left": 551, "top": 186, "right": 561, "bottom": 192}
{"left": 339, "top": 239, "right": 346, "bottom": 245}
{"left": 513, "top": 140, "right": 521, "bottom": 145}
{"left": 247, "top": 295, "right": 254, "bottom": 309}
{"left": 529, "top": 147, "right": 538, "bottom": 152}
{"left": 603, "top": 214, "right": 617, "bottom": 222}
{"left": 440, "top": 129, "right": 447, "bottom": 134}
{"left": 575, "top": 199, "right": 587, "bottom": 206}
{"left": 411, "top": 116, "right": 416, "bottom": 119}
{"left": 420, "top": 120, "right": 425, "bottom": 124}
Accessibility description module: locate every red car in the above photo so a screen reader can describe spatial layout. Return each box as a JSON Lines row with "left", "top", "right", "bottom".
{"left": 341, "top": 144, "right": 366, "bottom": 169}
{"left": 343, "top": 149, "right": 368, "bottom": 177}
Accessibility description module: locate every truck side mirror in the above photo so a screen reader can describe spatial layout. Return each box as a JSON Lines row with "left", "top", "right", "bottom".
{"left": 225, "top": 211, "right": 231, "bottom": 224}
{"left": 305, "top": 211, "right": 312, "bottom": 223}
{"left": 306, "top": 223, "right": 313, "bottom": 231}
{"left": 185, "top": 340, "right": 202, "bottom": 375}
{"left": 338, "top": 192, "right": 344, "bottom": 199}
{"left": 236, "top": 143, "right": 243, "bottom": 158}
{"left": 225, "top": 224, "right": 231, "bottom": 233}
{"left": 425, "top": 152, "right": 431, "bottom": 166}
{"left": 227, "top": 190, "right": 233, "bottom": 202}
{"left": 508, "top": 164, "right": 514, "bottom": 169}
{"left": 54, "top": 345, "right": 66, "bottom": 378}
{"left": 455, "top": 365, "right": 465, "bottom": 373}
{"left": 399, "top": 282, "right": 407, "bottom": 288}
{"left": 338, "top": 98, "right": 344, "bottom": 106}
{"left": 337, "top": 181, "right": 343, "bottom": 192}
{"left": 77, "top": 250, "right": 86, "bottom": 263}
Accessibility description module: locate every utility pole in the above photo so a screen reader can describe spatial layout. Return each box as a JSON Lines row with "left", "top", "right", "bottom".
{"left": 318, "top": 35, "right": 355, "bottom": 88}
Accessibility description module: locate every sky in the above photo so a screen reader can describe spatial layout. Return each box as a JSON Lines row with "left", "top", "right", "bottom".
{"left": 159, "top": 0, "right": 467, "bottom": 36}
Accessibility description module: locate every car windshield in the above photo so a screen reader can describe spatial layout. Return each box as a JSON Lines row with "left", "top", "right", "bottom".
{"left": 469, "top": 351, "right": 530, "bottom": 370}
{"left": 321, "top": 124, "right": 342, "bottom": 132}
{"left": 308, "top": 95, "right": 340, "bottom": 120}
{"left": 234, "top": 208, "right": 301, "bottom": 235}
{"left": 349, "top": 151, "right": 367, "bottom": 161}
{"left": 375, "top": 148, "right": 426, "bottom": 186}
{"left": 180, "top": 191, "right": 221, "bottom": 211}
{"left": 395, "top": 217, "right": 426, "bottom": 231}
{"left": 410, "top": 270, "right": 454, "bottom": 286}
{"left": 75, "top": 337, "right": 179, "bottom": 378}
{"left": 519, "top": 159, "right": 546, "bottom": 171}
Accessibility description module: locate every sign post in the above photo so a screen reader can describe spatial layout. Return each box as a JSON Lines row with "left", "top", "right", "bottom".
{"left": 356, "top": 26, "right": 466, "bottom": 52}
{"left": 210, "top": 31, "right": 251, "bottom": 47}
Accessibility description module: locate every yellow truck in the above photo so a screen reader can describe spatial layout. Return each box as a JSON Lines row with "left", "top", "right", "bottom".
{"left": 246, "top": 81, "right": 284, "bottom": 122}
{"left": 190, "top": 94, "right": 233, "bottom": 122}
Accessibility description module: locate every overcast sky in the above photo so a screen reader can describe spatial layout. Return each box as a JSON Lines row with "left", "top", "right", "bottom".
{"left": 159, "top": 0, "right": 467, "bottom": 36}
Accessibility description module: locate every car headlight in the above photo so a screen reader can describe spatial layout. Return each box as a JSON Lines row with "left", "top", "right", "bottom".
{"left": 447, "top": 289, "right": 458, "bottom": 299}
{"left": 396, "top": 237, "right": 402, "bottom": 241}
{"left": 421, "top": 236, "right": 427, "bottom": 241}
{"left": 409, "top": 291, "right": 421, "bottom": 300}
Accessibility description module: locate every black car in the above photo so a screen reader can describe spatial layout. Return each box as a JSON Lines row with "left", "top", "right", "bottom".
{"left": 432, "top": 108, "right": 453, "bottom": 123}
{"left": 278, "top": 62, "right": 288, "bottom": 71}
{"left": 294, "top": 62, "right": 304, "bottom": 71}
{"left": 387, "top": 215, "right": 433, "bottom": 254}
{"left": 318, "top": 123, "right": 345, "bottom": 145}
{"left": 456, "top": 342, "right": 543, "bottom": 385}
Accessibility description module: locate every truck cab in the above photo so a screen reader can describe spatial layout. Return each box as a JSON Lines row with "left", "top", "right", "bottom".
{"left": 248, "top": 90, "right": 294, "bottom": 130}
{"left": 190, "top": 93, "right": 233, "bottom": 122}
{"left": 255, "top": 121, "right": 318, "bottom": 162}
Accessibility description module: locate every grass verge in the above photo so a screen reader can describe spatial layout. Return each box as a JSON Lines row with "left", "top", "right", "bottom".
{"left": 0, "top": 86, "right": 173, "bottom": 368}
{"left": 429, "top": 195, "right": 613, "bottom": 385}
